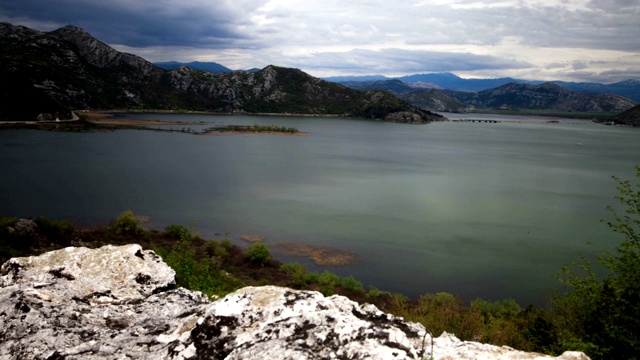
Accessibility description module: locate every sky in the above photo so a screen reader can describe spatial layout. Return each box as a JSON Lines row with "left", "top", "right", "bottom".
{"left": 1, "top": 0, "right": 639, "bottom": 83}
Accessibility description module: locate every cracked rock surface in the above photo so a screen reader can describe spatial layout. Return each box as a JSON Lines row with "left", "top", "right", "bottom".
{"left": 0, "top": 245, "right": 589, "bottom": 359}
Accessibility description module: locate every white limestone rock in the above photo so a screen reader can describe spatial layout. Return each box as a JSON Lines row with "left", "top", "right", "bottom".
{"left": 0, "top": 244, "right": 209, "bottom": 359}
{"left": 433, "top": 332, "right": 590, "bottom": 360}
{"left": 0, "top": 244, "right": 175, "bottom": 303}
{"left": 0, "top": 245, "right": 590, "bottom": 360}
{"left": 193, "top": 285, "right": 428, "bottom": 359}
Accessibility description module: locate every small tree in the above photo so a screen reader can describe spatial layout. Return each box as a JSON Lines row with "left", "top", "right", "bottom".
{"left": 246, "top": 242, "right": 270, "bottom": 266}
{"left": 111, "top": 210, "right": 143, "bottom": 236}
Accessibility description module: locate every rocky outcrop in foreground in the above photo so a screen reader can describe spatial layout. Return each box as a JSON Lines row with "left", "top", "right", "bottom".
{"left": 0, "top": 245, "right": 589, "bottom": 359}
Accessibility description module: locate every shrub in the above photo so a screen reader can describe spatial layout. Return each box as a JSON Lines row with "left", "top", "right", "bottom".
{"left": 160, "top": 230, "right": 242, "bottom": 298}
{"left": 246, "top": 242, "right": 270, "bottom": 266}
{"left": 339, "top": 275, "right": 364, "bottom": 293}
{"left": 317, "top": 270, "right": 341, "bottom": 287}
{"left": 220, "top": 238, "right": 233, "bottom": 252}
{"left": 165, "top": 224, "right": 190, "bottom": 239}
{"left": 470, "top": 298, "right": 531, "bottom": 349}
{"left": 111, "top": 210, "right": 143, "bottom": 236}
{"left": 205, "top": 239, "right": 230, "bottom": 259}
{"left": 471, "top": 298, "right": 522, "bottom": 323}
{"left": 366, "top": 286, "right": 382, "bottom": 298}
{"left": 280, "top": 262, "right": 309, "bottom": 287}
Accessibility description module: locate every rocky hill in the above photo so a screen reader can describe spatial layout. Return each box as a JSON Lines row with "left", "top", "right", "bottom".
{"left": 442, "top": 82, "right": 636, "bottom": 112}
{"left": 336, "top": 77, "right": 636, "bottom": 113}
{"left": 397, "top": 89, "right": 468, "bottom": 112}
{"left": 610, "top": 104, "right": 640, "bottom": 126}
{"left": 0, "top": 23, "right": 438, "bottom": 123}
{"left": 0, "top": 244, "right": 589, "bottom": 359}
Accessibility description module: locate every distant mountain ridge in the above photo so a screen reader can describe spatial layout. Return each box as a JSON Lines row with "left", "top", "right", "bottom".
{"left": 443, "top": 82, "right": 635, "bottom": 113}
{"left": 153, "top": 61, "right": 261, "bottom": 74}
{"left": 0, "top": 23, "right": 438, "bottom": 123}
{"left": 326, "top": 73, "right": 640, "bottom": 102}
{"left": 154, "top": 61, "right": 232, "bottom": 73}
{"left": 333, "top": 76, "right": 636, "bottom": 113}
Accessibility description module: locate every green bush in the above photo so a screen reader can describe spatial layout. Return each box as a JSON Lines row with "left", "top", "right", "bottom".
{"left": 471, "top": 298, "right": 522, "bottom": 323}
{"left": 205, "top": 239, "right": 230, "bottom": 259}
{"left": 339, "top": 275, "right": 364, "bottom": 293}
{"left": 159, "top": 231, "right": 242, "bottom": 298}
{"left": 279, "top": 263, "right": 364, "bottom": 294}
{"left": 220, "top": 238, "right": 233, "bottom": 252}
{"left": 317, "top": 270, "right": 341, "bottom": 287}
{"left": 366, "top": 286, "right": 382, "bottom": 298}
{"left": 470, "top": 298, "right": 534, "bottom": 349}
{"left": 280, "top": 262, "right": 309, "bottom": 287}
{"left": 246, "top": 242, "right": 271, "bottom": 266}
{"left": 111, "top": 210, "right": 143, "bottom": 236}
{"left": 165, "top": 224, "right": 190, "bottom": 239}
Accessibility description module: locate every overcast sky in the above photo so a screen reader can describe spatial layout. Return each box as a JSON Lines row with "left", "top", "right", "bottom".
{"left": 2, "top": 0, "right": 639, "bottom": 83}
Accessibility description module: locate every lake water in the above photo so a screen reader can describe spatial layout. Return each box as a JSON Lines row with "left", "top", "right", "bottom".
{"left": 1, "top": 113, "right": 638, "bottom": 305}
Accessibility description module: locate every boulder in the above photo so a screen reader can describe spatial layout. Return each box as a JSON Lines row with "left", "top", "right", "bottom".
{"left": 0, "top": 245, "right": 590, "bottom": 359}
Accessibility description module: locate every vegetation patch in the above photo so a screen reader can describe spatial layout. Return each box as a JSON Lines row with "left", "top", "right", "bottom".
{"left": 202, "top": 124, "right": 301, "bottom": 135}
{"left": 275, "top": 243, "right": 357, "bottom": 266}
{"left": 240, "top": 235, "right": 264, "bottom": 243}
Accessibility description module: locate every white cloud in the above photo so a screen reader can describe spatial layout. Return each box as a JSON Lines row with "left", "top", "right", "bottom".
{"left": 1, "top": 0, "right": 639, "bottom": 82}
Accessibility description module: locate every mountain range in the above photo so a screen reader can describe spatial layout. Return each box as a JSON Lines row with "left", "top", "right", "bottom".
{"left": 334, "top": 79, "right": 636, "bottom": 114}
{"left": 1, "top": 22, "right": 637, "bottom": 125}
{"left": 441, "top": 82, "right": 635, "bottom": 113}
{"left": 150, "top": 61, "right": 638, "bottom": 116}
{"left": 327, "top": 73, "right": 640, "bottom": 103}
{"left": 160, "top": 62, "right": 640, "bottom": 103}
{"left": 0, "top": 23, "right": 437, "bottom": 123}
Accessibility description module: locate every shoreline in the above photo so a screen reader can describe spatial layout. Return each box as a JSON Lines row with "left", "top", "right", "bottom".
{"left": 83, "top": 110, "right": 206, "bottom": 126}
{"left": 0, "top": 108, "right": 616, "bottom": 127}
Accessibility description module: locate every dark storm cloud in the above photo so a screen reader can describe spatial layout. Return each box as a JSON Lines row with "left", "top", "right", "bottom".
{"left": 0, "top": 0, "right": 261, "bottom": 48}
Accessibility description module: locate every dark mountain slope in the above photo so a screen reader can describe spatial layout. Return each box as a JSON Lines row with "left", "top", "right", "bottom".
{"left": 0, "top": 23, "right": 438, "bottom": 123}
{"left": 0, "top": 23, "right": 170, "bottom": 119}
{"left": 555, "top": 79, "right": 640, "bottom": 103}
{"left": 610, "top": 104, "right": 640, "bottom": 126}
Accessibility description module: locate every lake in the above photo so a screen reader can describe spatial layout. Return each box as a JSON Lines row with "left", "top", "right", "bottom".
{"left": 1, "top": 113, "right": 638, "bottom": 305}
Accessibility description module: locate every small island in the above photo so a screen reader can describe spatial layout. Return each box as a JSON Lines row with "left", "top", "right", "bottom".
{"left": 202, "top": 124, "right": 302, "bottom": 135}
